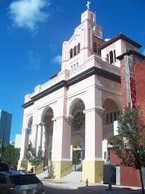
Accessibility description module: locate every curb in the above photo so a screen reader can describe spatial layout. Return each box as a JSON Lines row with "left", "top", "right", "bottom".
{"left": 41, "top": 178, "right": 142, "bottom": 193}
{"left": 42, "top": 180, "right": 79, "bottom": 190}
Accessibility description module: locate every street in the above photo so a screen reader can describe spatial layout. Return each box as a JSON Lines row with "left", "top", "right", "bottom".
{"left": 44, "top": 187, "right": 81, "bottom": 194}
{"left": 44, "top": 186, "right": 102, "bottom": 194}
{"left": 43, "top": 185, "right": 142, "bottom": 194}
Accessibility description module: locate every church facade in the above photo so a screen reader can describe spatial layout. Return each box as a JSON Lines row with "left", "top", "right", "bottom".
{"left": 18, "top": 5, "right": 143, "bottom": 183}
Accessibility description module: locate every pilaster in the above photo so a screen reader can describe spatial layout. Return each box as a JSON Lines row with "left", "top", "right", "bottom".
{"left": 82, "top": 106, "right": 104, "bottom": 183}
{"left": 17, "top": 128, "right": 29, "bottom": 170}
{"left": 52, "top": 115, "right": 72, "bottom": 178}
{"left": 36, "top": 122, "right": 45, "bottom": 154}
{"left": 82, "top": 83, "right": 104, "bottom": 182}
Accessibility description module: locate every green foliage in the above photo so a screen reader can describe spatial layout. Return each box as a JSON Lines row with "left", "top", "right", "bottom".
{"left": 114, "top": 106, "right": 145, "bottom": 169}
{"left": 26, "top": 142, "right": 43, "bottom": 170}
{"left": 1, "top": 144, "right": 20, "bottom": 165}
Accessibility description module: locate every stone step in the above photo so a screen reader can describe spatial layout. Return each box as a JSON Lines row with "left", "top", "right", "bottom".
{"left": 62, "top": 171, "right": 82, "bottom": 182}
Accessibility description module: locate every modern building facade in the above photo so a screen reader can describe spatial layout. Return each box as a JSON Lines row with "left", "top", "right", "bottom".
{"left": 0, "top": 110, "right": 12, "bottom": 146}
{"left": 18, "top": 5, "right": 145, "bottom": 185}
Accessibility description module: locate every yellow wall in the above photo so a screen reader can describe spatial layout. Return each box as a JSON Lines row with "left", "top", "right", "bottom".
{"left": 82, "top": 160, "right": 104, "bottom": 183}
{"left": 17, "top": 159, "right": 28, "bottom": 171}
{"left": 53, "top": 161, "right": 72, "bottom": 179}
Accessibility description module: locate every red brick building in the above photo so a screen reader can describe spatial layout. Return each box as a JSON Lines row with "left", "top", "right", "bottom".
{"left": 112, "top": 51, "right": 145, "bottom": 187}
{"left": 134, "top": 59, "right": 145, "bottom": 119}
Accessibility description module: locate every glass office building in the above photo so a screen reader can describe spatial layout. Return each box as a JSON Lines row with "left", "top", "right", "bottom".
{"left": 0, "top": 110, "right": 12, "bottom": 146}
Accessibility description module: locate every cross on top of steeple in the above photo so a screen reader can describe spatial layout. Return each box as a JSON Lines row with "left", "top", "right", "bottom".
{"left": 86, "top": 1, "right": 91, "bottom": 10}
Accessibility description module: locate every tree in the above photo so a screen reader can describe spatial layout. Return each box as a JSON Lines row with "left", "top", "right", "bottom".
{"left": 113, "top": 107, "right": 145, "bottom": 194}
{"left": 45, "top": 161, "right": 55, "bottom": 179}
{"left": 1, "top": 144, "right": 20, "bottom": 168}
{"left": 26, "top": 142, "right": 43, "bottom": 173}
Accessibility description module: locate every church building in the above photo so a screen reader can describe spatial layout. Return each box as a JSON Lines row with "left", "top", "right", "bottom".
{"left": 18, "top": 3, "right": 145, "bottom": 185}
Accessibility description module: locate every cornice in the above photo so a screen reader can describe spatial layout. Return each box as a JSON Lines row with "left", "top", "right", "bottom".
{"left": 22, "top": 66, "right": 121, "bottom": 109}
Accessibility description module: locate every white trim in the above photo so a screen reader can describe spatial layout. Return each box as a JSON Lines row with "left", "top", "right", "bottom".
{"left": 83, "top": 107, "right": 104, "bottom": 114}
{"left": 52, "top": 159, "right": 72, "bottom": 162}
{"left": 83, "top": 158, "right": 104, "bottom": 161}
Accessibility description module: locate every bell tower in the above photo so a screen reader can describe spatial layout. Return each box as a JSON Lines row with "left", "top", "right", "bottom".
{"left": 61, "top": 1, "right": 103, "bottom": 71}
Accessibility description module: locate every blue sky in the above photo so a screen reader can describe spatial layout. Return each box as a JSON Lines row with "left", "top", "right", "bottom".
{"left": 0, "top": 0, "right": 145, "bottom": 141}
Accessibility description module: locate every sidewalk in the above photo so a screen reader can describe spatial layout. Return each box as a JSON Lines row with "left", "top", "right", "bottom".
{"left": 41, "top": 178, "right": 142, "bottom": 193}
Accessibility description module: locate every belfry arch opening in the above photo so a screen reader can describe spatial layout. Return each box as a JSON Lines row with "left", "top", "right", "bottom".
{"left": 70, "top": 99, "right": 85, "bottom": 171}
{"left": 41, "top": 107, "right": 54, "bottom": 168}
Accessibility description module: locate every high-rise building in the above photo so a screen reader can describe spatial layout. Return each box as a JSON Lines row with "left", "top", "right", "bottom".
{"left": 0, "top": 110, "right": 12, "bottom": 146}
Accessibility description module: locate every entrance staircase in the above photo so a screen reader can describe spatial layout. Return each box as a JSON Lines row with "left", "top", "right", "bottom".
{"left": 37, "top": 169, "right": 82, "bottom": 182}
{"left": 62, "top": 171, "right": 82, "bottom": 182}
{"left": 37, "top": 169, "right": 48, "bottom": 179}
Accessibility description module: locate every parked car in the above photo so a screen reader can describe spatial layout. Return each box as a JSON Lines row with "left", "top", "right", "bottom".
{"left": 0, "top": 170, "right": 45, "bottom": 194}
{"left": 0, "top": 162, "right": 9, "bottom": 171}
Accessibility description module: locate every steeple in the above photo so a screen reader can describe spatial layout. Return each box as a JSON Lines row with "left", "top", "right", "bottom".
{"left": 81, "top": 1, "right": 96, "bottom": 23}
{"left": 61, "top": 2, "right": 103, "bottom": 71}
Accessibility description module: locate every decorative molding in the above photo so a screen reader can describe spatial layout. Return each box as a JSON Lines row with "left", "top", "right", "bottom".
{"left": 22, "top": 66, "right": 121, "bottom": 108}
{"left": 52, "top": 115, "right": 65, "bottom": 121}
{"left": 95, "top": 84, "right": 121, "bottom": 96}
{"left": 38, "top": 122, "right": 45, "bottom": 126}
{"left": 66, "top": 115, "right": 74, "bottom": 121}
{"left": 52, "top": 115, "right": 74, "bottom": 122}
{"left": 52, "top": 159, "right": 72, "bottom": 162}
{"left": 83, "top": 158, "right": 104, "bottom": 161}
{"left": 83, "top": 107, "right": 104, "bottom": 114}
{"left": 67, "top": 91, "right": 85, "bottom": 99}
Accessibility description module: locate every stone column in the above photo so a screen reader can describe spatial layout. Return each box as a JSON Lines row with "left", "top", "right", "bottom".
{"left": 51, "top": 115, "right": 72, "bottom": 179}
{"left": 82, "top": 84, "right": 104, "bottom": 183}
{"left": 17, "top": 128, "right": 29, "bottom": 170}
{"left": 19, "top": 128, "right": 29, "bottom": 160}
{"left": 42, "top": 125, "right": 45, "bottom": 154}
{"left": 31, "top": 124, "right": 38, "bottom": 148}
{"left": 82, "top": 107, "right": 104, "bottom": 183}
{"left": 36, "top": 122, "right": 44, "bottom": 154}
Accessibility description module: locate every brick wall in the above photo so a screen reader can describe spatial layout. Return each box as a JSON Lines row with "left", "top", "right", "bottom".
{"left": 110, "top": 150, "right": 141, "bottom": 186}
{"left": 134, "top": 60, "right": 145, "bottom": 120}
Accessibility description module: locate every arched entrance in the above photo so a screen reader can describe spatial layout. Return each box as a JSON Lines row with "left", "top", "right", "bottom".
{"left": 102, "top": 98, "right": 121, "bottom": 161}
{"left": 41, "top": 107, "right": 54, "bottom": 168}
{"left": 26, "top": 116, "right": 33, "bottom": 151}
{"left": 70, "top": 99, "right": 85, "bottom": 171}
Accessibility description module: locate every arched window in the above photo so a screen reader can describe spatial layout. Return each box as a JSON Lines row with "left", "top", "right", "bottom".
{"left": 93, "top": 42, "right": 97, "bottom": 53}
{"left": 103, "top": 99, "right": 120, "bottom": 125}
{"left": 70, "top": 49, "right": 73, "bottom": 59}
{"left": 109, "top": 51, "right": 114, "bottom": 64}
{"left": 77, "top": 43, "right": 80, "bottom": 54}
{"left": 114, "top": 50, "right": 116, "bottom": 62}
{"left": 107, "top": 54, "right": 109, "bottom": 62}
{"left": 74, "top": 46, "right": 76, "bottom": 56}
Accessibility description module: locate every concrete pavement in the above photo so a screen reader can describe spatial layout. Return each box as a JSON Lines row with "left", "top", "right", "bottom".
{"left": 41, "top": 178, "right": 142, "bottom": 193}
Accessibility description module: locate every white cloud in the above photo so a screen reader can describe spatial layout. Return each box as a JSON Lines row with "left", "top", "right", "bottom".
{"left": 9, "top": 0, "right": 50, "bottom": 30}
{"left": 52, "top": 55, "right": 62, "bottom": 65}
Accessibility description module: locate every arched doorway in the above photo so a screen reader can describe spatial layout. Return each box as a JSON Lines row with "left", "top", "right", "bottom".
{"left": 26, "top": 116, "right": 33, "bottom": 150}
{"left": 27, "top": 116, "right": 33, "bottom": 139}
{"left": 41, "top": 107, "right": 54, "bottom": 168}
{"left": 102, "top": 98, "right": 121, "bottom": 161}
{"left": 70, "top": 99, "right": 85, "bottom": 171}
